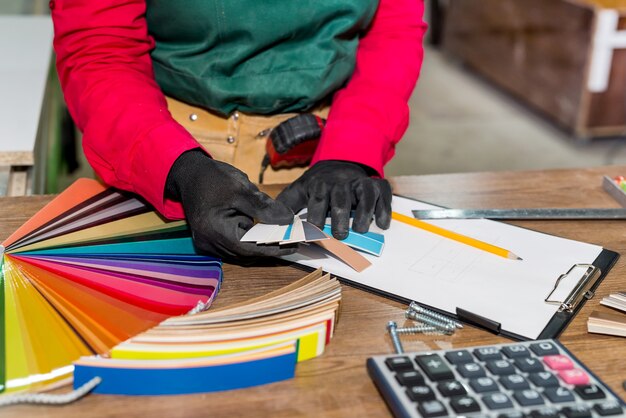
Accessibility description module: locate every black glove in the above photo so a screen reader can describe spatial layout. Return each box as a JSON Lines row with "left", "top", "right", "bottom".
{"left": 277, "top": 160, "right": 392, "bottom": 240}
{"left": 166, "top": 150, "right": 296, "bottom": 261}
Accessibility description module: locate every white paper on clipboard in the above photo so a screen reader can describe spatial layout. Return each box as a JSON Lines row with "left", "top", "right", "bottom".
{"left": 283, "top": 196, "right": 605, "bottom": 340}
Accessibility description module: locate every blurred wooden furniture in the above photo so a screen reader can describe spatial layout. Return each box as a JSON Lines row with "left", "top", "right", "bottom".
{"left": 442, "top": 0, "right": 626, "bottom": 139}
{"left": 0, "top": 15, "right": 57, "bottom": 196}
{"left": 0, "top": 167, "right": 624, "bottom": 417}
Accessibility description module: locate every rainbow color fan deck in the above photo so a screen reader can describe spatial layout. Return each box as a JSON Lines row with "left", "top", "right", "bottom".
{"left": 73, "top": 268, "right": 341, "bottom": 395}
{"left": 0, "top": 179, "right": 342, "bottom": 397}
{"left": 0, "top": 179, "right": 222, "bottom": 394}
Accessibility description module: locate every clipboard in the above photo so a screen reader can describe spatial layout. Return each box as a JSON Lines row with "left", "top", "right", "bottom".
{"left": 283, "top": 195, "right": 619, "bottom": 341}
{"left": 453, "top": 253, "right": 618, "bottom": 340}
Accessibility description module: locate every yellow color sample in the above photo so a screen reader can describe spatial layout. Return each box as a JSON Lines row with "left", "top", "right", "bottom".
{"left": 3, "top": 260, "right": 90, "bottom": 392}
{"left": 4, "top": 265, "right": 32, "bottom": 389}
{"left": 296, "top": 332, "right": 321, "bottom": 362}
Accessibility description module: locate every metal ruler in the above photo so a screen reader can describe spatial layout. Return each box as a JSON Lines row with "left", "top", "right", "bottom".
{"left": 411, "top": 208, "right": 626, "bottom": 220}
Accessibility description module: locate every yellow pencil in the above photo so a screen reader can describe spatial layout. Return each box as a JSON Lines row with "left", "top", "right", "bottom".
{"left": 391, "top": 211, "right": 522, "bottom": 260}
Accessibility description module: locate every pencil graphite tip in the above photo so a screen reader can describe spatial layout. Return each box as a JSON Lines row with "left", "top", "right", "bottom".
{"left": 508, "top": 252, "right": 522, "bottom": 260}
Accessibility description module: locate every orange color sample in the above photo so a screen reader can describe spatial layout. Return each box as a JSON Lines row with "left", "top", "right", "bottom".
{"left": 2, "top": 179, "right": 106, "bottom": 248}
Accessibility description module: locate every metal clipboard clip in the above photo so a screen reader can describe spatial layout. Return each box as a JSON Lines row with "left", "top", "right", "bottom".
{"left": 545, "top": 263, "right": 601, "bottom": 313}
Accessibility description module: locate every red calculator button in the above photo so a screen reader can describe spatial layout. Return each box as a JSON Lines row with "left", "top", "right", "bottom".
{"left": 543, "top": 355, "right": 574, "bottom": 370}
{"left": 558, "top": 369, "right": 590, "bottom": 385}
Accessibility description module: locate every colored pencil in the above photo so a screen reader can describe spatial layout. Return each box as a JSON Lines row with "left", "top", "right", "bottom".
{"left": 392, "top": 211, "right": 522, "bottom": 260}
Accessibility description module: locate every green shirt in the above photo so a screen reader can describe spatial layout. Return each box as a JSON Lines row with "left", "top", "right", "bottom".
{"left": 146, "top": 0, "right": 378, "bottom": 115}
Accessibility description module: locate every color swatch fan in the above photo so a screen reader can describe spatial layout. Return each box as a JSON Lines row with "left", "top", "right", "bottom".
{"left": 0, "top": 179, "right": 222, "bottom": 395}
{"left": 72, "top": 268, "right": 341, "bottom": 395}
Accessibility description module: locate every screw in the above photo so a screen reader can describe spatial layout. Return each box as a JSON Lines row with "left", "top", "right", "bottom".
{"left": 408, "top": 302, "right": 463, "bottom": 329}
{"left": 405, "top": 311, "right": 456, "bottom": 334}
{"left": 386, "top": 321, "right": 404, "bottom": 354}
{"left": 396, "top": 325, "right": 443, "bottom": 335}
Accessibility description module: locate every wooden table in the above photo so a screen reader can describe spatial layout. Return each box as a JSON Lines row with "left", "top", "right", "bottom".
{"left": 1, "top": 167, "right": 625, "bottom": 417}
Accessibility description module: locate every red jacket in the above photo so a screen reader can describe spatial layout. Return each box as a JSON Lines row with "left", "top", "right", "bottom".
{"left": 51, "top": 0, "right": 426, "bottom": 219}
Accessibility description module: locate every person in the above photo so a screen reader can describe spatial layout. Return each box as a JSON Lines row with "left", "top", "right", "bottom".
{"left": 50, "top": 0, "right": 426, "bottom": 261}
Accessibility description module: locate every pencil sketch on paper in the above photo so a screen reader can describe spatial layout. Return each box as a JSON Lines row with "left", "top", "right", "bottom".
{"left": 408, "top": 231, "right": 506, "bottom": 282}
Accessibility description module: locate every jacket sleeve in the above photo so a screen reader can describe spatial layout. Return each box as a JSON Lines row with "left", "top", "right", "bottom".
{"left": 51, "top": 0, "right": 200, "bottom": 219}
{"left": 311, "top": 0, "right": 427, "bottom": 176}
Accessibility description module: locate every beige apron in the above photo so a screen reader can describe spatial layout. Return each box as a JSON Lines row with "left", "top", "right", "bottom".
{"left": 166, "top": 97, "right": 330, "bottom": 184}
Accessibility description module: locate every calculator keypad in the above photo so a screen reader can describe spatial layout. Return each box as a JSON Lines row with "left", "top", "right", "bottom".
{"left": 415, "top": 354, "right": 454, "bottom": 381}
{"left": 396, "top": 370, "right": 424, "bottom": 386}
{"left": 418, "top": 400, "right": 447, "bottom": 417}
{"left": 458, "top": 362, "right": 487, "bottom": 378}
{"left": 367, "top": 339, "right": 624, "bottom": 418}
{"left": 406, "top": 385, "right": 436, "bottom": 402}
{"left": 436, "top": 380, "right": 466, "bottom": 397}
{"left": 559, "top": 369, "right": 591, "bottom": 386}
{"left": 515, "top": 357, "right": 545, "bottom": 373}
{"left": 500, "top": 374, "right": 531, "bottom": 391}
{"left": 529, "top": 371, "right": 560, "bottom": 387}
{"left": 530, "top": 342, "right": 560, "bottom": 356}
{"left": 576, "top": 384, "right": 606, "bottom": 400}
{"left": 470, "top": 376, "right": 499, "bottom": 393}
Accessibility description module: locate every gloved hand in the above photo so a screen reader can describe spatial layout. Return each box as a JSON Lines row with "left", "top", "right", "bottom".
{"left": 277, "top": 160, "right": 392, "bottom": 240}
{"left": 166, "top": 150, "right": 297, "bottom": 261}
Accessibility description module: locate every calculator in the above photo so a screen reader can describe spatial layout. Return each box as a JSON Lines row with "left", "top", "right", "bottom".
{"left": 367, "top": 339, "right": 625, "bottom": 418}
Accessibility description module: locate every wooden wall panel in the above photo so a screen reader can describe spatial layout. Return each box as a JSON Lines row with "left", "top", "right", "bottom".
{"left": 443, "top": 0, "right": 594, "bottom": 132}
{"left": 586, "top": 49, "right": 626, "bottom": 132}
